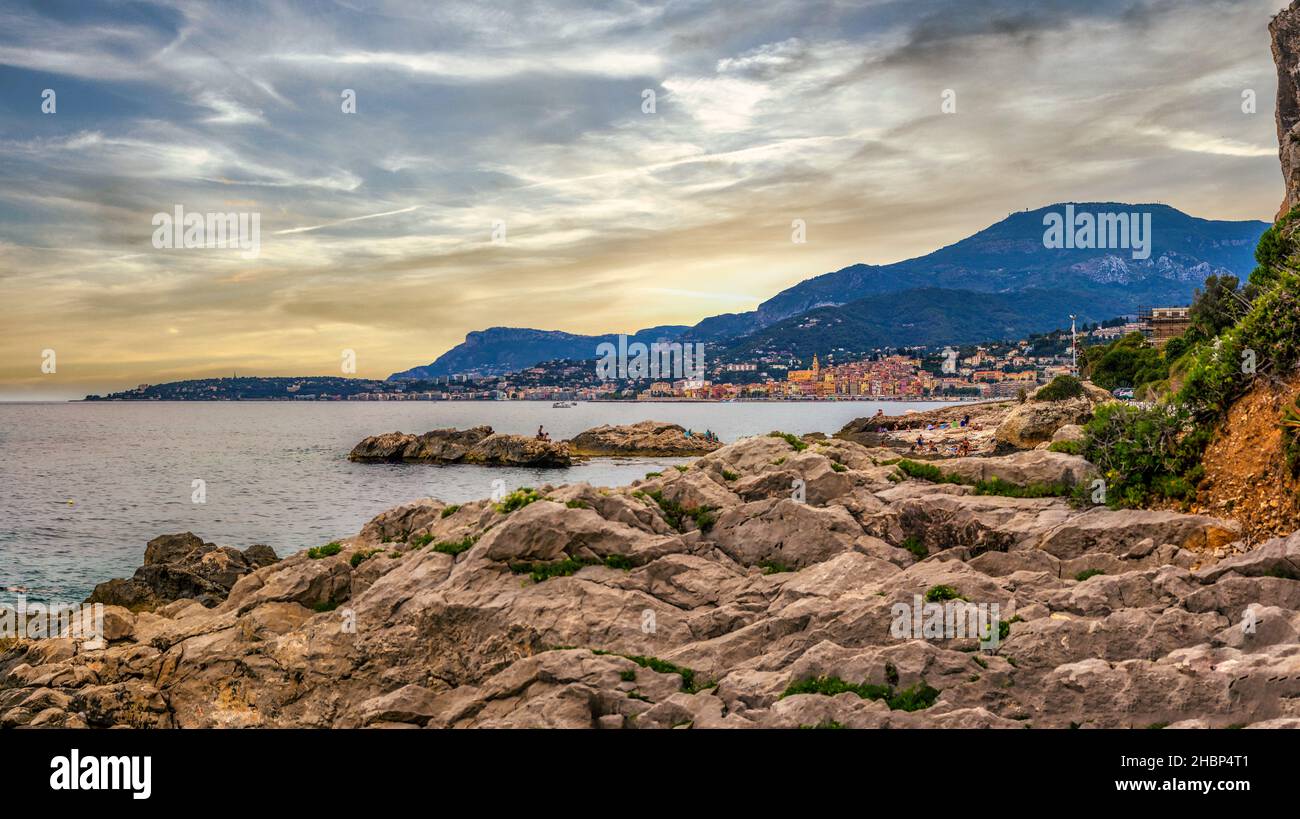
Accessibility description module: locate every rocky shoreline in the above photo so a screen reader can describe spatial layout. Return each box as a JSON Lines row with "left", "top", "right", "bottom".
{"left": 3, "top": 391, "right": 1298, "bottom": 728}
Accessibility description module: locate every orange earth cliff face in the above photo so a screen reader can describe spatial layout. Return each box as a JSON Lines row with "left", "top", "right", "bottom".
{"left": 1192, "top": 371, "right": 1300, "bottom": 543}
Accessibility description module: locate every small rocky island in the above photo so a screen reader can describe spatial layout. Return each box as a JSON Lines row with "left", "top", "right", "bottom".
{"left": 348, "top": 420, "right": 721, "bottom": 466}
{"left": 348, "top": 425, "right": 572, "bottom": 467}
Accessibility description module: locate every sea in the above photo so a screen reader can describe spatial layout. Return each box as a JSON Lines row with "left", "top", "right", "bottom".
{"left": 0, "top": 399, "right": 954, "bottom": 603}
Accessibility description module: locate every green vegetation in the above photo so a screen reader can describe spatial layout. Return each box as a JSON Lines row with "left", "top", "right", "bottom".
{"left": 1078, "top": 213, "right": 1300, "bottom": 508}
{"left": 1075, "top": 568, "right": 1106, "bottom": 582}
{"left": 1034, "top": 374, "right": 1085, "bottom": 401}
{"left": 1047, "top": 440, "right": 1083, "bottom": 455}
{"left": 602, "top": 554, "right": 635, "bottom": 570}
{"left": 830, "top": 462, "right": 848, "bottom": 473}
{"left": 565, "top": 499, "right": 591, "bottom": 509}
{"left": 432, "top": 535, "right": 478, "bottom": 556}
{"left": 769, "top": 431, "right": 808, "bottom": 452}
{"left": 307, "top": 542, "right": 343, "bottom": 560}
{"left": 496, "top": 487, "right": 542, "bottom": 514}
{"left": 596, "top": 652, "right": 706, "bottom": 693}
{"left": 780, "top": 675, "right": 940, "bottom": 712}
{"left": 350, "top": 548, "right": 383, "bottom": 567}
{"left": 644, "top": 471, "right": 662, "bottom": 478}
{"left": 901, "top": 535, "right": 928, "bottom": 560}
{"left": 721, "top": 469, "right": 740, "bottom": 481}
{"left": 924, "top": 584, "right": 964, "bottom": 603}
{"left": 757, "top": 559, "right": 793, "bottom": 575}
{"left": 509, "top": 557, "right": 591, "bottom": 582}
{"left": 410, "top": 533, "right": 435, "bottom": 548}
{"left": 510, "top": 552, "right": 634, "bottom": 581}
{"left": 896, "top": 459, "right": 1069, "bottom": 498}
{"left": 646, "top": 490, "right": 717, "bottom": 533}
{"left": 311, "top": 600, "right": 339, "bottom": 613}
{"left": 1080, "top": 333, "right": 1168, "bottom": 394}
{"left": 440, "top": 504, "right": 460, "bottom": 518}
{"left": 1283, "top": 395, "right": 1300, "bottom": 477}
{"left": 619, "top": 669, "right": 637, "bottom": 682}
{"left": 674, "top": 465, "right": 689, "bottom": 472}
{"left": 800, "top": 720, "right": 846, "bottom": 729}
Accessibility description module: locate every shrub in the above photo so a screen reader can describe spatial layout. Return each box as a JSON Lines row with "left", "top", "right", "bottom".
{"left": 769, "top": 431, "right": 808, "bottom": 452}
{"left": 509, "top": 557, "right": 592, "bottom": 583}
{"left": 496, "top": 487, "right": 542, "bottom": 514}
{"left": 780, "top": 675, "right": 940, "bottom": 712}
{"left": 757, "top": 559, "right": 793, "bottom": 575}
{"left": 565, "top": 499, "right": 590, "bottom": 509}
{"left": 1075, "top": 568, "right": 1105, "bottom": 582}
{"left": 440, "top": 504, "right": 460, "bottom": 518}
{"left": 1047, "top": 440, "right": 1083, "bottom": 455}
{"left": 901, "top": 536, "right": 928, "bottom": 560}
{"left": 350, "top": 549, "right": 383, "bottom": 567}
{"left": 410, "top": 533, "right": 435, "bottom": 547}
{"left": 1034, "top": 374, "right": 1085, "bottom": 401}
{"left": 721, "top": 469, "right": 740, "bottom": 481}
{"left": 830, "top": 462, "right": 848, "bottom": 473}
{"left": 307, "top": 542, "right": 342, "bottom": 560}
{"left": 646, "top": 490, "right": 716, "bottom": 533}
{"left": 432, "top": 535, "right": 478, "bottom": 556}
{"left": 602, "top": 554, "right": 635, "bottom": 570}
{"left": 924, "top": 584, "right": 964, "bottom": 602}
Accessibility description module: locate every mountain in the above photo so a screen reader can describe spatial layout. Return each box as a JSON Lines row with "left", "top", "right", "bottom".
{"left": 716, "top": 287, "right": 1098, "bottom": 363}
{"left": 752, "top": 203, "right": 1267, "bottom": 325}
{"left": 389, "top": 203, "right": 1268, "bottom": 378}
{"left": 388, "top": 325, "right": 688, "bottom": 380}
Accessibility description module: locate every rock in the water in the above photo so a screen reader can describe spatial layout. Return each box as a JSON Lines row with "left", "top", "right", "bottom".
{"left": 349, "top": 426, "right": 570, "bottom": 467}
{"left": 85, "top": 533, "right": 279, "bottom": 611}
{"left": 568, "top": 420, "right": 722, "bottom": 456}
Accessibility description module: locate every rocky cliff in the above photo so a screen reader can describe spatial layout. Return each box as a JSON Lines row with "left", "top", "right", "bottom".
{"left": 1275, "top": 1, "right": 1300, "bottom": 218}
{"left": 5, "top": 433, "right": 1298, "bottom": 729}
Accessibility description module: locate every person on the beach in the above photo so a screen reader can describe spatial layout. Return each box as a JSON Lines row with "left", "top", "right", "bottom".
{"left": 537, "top": 425, "right": 548, "bottom": 441}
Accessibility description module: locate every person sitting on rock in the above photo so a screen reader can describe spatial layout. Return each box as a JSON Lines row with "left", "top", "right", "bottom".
{"left": 537, "top": 425, "right": 549, "bottom": 441}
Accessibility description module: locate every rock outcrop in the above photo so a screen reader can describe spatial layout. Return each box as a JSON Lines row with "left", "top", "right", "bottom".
{"left": 7, "top": 436, "right": 1293, "bottom": 730}
{"left": 567, "top": 421, "right": 723, "bottom": 456}
{"left": 1273, "top": 1, "right": 1300, "bottom": 218}
{"left": 85, "top": 532, "right": 279, "bottom": 611}
{"left": 994, "top": 382, "right": 1114, "bottom": 450}
{"left": 349, "top": 426, "right": 571, "bottom": 467}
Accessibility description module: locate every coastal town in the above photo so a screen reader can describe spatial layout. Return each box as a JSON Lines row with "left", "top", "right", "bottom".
{"left": 87, "top": 317, "right": 1160, "bottom": 402}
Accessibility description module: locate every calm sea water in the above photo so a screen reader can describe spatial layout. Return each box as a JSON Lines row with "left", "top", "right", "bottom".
{"left": 0, "top": 400, "right": 952, "bottom": 603}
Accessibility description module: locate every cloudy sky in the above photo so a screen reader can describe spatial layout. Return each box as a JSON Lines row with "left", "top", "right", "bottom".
{"left": 0, "top": 0, "right": 1288, "bottom": 399}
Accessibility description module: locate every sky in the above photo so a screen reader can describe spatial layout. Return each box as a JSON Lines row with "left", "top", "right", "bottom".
{"left": 0, "top": 0, "right": 1289, "bottom": 400}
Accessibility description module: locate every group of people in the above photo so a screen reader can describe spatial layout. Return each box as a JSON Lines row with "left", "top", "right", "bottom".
{"left": 684, "top": 428, "right": 718, "bottom": 443}
{"left": 910, "top": 436, "right": 973, "bottom": 457}
{"left": 535, "top": 425, "right": 551, "bottom": 441}
{"left": 871, "top": 410, "right": 978, "bottom": 435}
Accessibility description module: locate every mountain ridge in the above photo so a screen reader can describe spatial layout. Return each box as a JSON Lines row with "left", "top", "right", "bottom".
{"left": 389, "top": 202, "right": 1268, "bottom": 379}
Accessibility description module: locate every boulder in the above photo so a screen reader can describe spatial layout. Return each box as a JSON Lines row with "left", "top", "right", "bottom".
{"left": 85, "top": 533, "right": 279, "bottom": 611}
{"left": 933, "top": 450, "right": 1098, "bottom": 488}
{"left": 994, "top": 396, "right": 1093, "bottom": 449}
{"left": 568, "top": 421, "right": 722, "bottom": 456}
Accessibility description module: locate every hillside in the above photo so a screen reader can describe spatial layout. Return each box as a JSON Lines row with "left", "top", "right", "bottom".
{"left": 715, "top": 287, "right": 1099, "bottom": 363}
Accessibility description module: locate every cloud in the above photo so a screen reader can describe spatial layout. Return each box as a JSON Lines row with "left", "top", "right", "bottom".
{"left": 0, "top": 0, "right": 1287, "bottom": 398}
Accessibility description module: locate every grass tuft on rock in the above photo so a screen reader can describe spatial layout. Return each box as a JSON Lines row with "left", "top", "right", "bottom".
{"left": 307, "top": 542, "right": 343, "bottom": 560}
{"left": 496, "top": 487, "right": 543, "bottom": 514}
{"left": 780, "top": 675, "right": 940, "bottom": 711}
